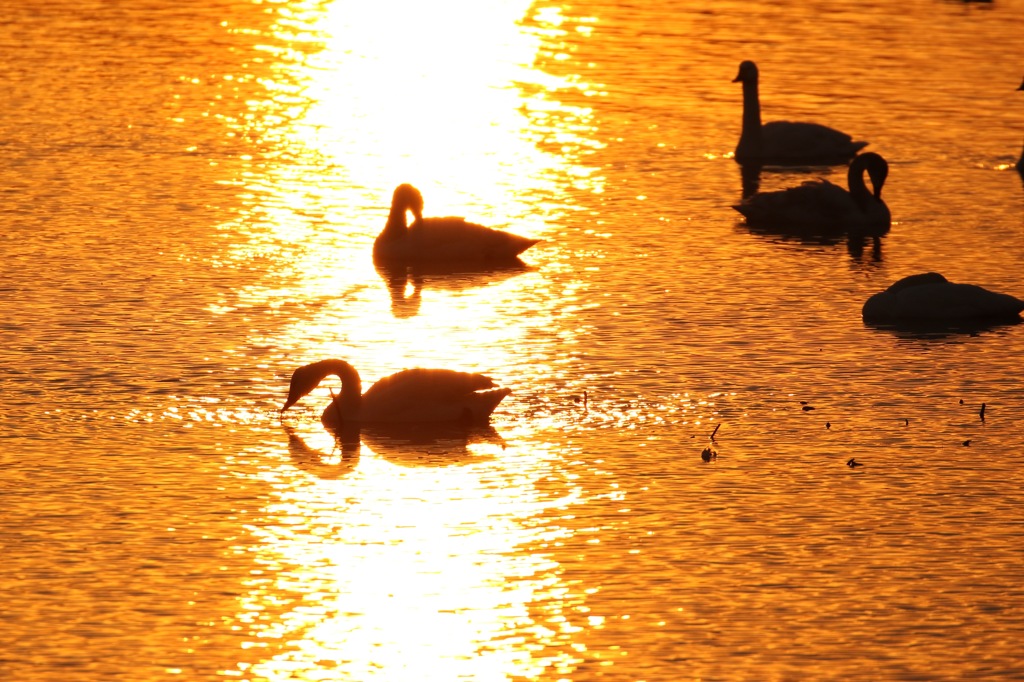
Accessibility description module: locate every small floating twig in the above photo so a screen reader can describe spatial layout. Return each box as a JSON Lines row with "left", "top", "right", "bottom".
{"left": 709, "top": 423, "right": 721, "bottom": 442}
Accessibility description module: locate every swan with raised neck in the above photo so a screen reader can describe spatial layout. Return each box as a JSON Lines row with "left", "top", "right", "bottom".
{"left": 281, "top": 359, "right": 512, "bottom": 429}
{"left": 373, "top": 184, "right": 539, "bottom": 264}
{"left": 733, "top": 60, "right": 868, "bottom": 165}
{"left": 733, "top": 152, "right": 890, "bottom": 234}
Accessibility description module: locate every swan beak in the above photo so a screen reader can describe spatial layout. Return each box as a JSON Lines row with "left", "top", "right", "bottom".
{"left": 732, "top": 73, "right": 742, "bottom": 83}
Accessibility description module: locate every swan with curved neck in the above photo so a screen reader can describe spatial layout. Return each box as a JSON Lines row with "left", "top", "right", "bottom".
{"left": 863, "top": 273, "right": 1024, "bottom": 323}
{"left": 281, "top": 359, "right": 511, "bottom": 429}
{"left": 733, "top": 60, "right": 868, "bottom": 165}
{"left": 733, "top": 152, "right": 890, "bottom": 234}
{"left": 1017, "top": 77, "right": 1024, "bottom": 173}
{"left": 373, "top": 184, "right": 539, "bottom": 264}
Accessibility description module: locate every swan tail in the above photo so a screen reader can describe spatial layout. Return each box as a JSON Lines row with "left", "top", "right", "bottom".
{"left": 465, "top": 388, "right": 513, "bottom": 422}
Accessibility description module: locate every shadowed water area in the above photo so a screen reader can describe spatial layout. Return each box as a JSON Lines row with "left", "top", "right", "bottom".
{"left": 2, "top": 0, "right": 1023, "bottom": 680}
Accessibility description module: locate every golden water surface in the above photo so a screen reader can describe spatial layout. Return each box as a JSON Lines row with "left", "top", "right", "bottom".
{"left": 2, "top": 0, "right": 1024, "bottom": 680}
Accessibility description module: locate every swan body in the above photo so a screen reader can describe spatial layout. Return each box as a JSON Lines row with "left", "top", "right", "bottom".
{"left": 373, "top": 184, "right": 539, "bottom": 264}
{"left": 733, "top": 60, "right": 868, "bottom": 165}
{"left": 862, "top": 273, "right": 1024, "bottom": 322}
{"left": 282, "top": 359, "right": 511, "bottom": 429}
{"left": 734, "top": 152, "right": 890, "bottom": 234}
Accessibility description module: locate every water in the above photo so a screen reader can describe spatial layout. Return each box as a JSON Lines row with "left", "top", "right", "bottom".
{"left": 2, "top": 0, "right": 1023, "bottom": 679}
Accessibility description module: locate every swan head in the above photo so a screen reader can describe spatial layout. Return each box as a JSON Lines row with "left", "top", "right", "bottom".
{"left": 733, "top": 60, "right": 759, "bottom": 84}
{"left": 392, "top": 184, "right": 425, "bottom": 222}
{"left": 282, "top": 361, "right": 334, "bottom": 412}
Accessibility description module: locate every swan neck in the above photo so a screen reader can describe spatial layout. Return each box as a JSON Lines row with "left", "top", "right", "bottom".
{"left": 737, "top": 78, "right": 763, "bottom": 155}
{"left": 847, "top": 163, "right": 872, "bottom": 206}
{"left": 380, "top": 202, "right": 410, "bottom": 243}
{"left": 326, "top": 359, "right": 363, "bottom": 413}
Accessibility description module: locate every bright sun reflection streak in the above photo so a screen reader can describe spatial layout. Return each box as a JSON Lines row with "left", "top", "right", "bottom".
{"left": 240, "top": 446, "right": 584, "bottom": 681}
{"left": 207, "top": 0, "right": 605, "bottom": 679}
{"left": 213, "top": 0, "right": 604, "bottom": 381}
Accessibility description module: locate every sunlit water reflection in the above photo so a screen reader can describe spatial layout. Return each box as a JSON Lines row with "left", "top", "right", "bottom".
{"left": 2, "top": 0, "right": 1024, "bottom": 680}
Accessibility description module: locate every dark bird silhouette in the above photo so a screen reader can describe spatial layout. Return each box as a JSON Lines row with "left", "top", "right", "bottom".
{"left": 373, "top": 184, "right": 538, "bottom": 265}
{"left": 701, "top": 446, "right": 718, "bottom": 462}
{"left": 281, "top": 359, "right": 510, "bottom": 430}
{"left": 980, "top": 403, "right": 986, "bottom": 422}
{"left": 1016, "top": 77, "right": 1024, "bottom": 174}
{"left": 826, "top": 421, "right": 831, "bottom": 429}
{"left": 732, "top": 60, "right": 867, "bottom": 165}
{"left": 847, "top": 458, "right": 863, "bottom": 467}
{"left": 863, "top": 273, "right": 1024, "bottom": 323}
{"left": 963, "top": 440, "right": 972, "bottom": 447}
{"left": 734, "top": 153, "right": 890, "bottom": 236}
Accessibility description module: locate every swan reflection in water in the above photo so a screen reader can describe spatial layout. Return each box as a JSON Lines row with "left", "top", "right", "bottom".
{"left": 374, "top": 259, "right": 532, "bottom": 318}
{"left": 282, "top": 421, "right": 506, "bottom": 479}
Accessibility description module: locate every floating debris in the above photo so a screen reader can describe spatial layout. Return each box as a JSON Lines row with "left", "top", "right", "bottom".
{"left": 980, "top": 403, "right": 986, "bottom": 422}
{"left": 826, "top": 421, "right": 831, "bottom": 430}
{"left": 710, "top": 423, "right": 722, "bottom": 442}
{"left": 802, "top": 405, "right": 816, "bottom": 412}
{"left": 904, "top": 418, "right": 909, "bottom": 426}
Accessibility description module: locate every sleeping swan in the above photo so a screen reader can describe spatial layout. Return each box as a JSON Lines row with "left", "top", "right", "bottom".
{"left": 281, "top": 359, "right": 511, "bottom": 429}
{"left": 863, "top": 273, "right": 1024, "bottom": 323}
{"left": 733, "top": 152, "right": 890, "bottom": 234}
{"left": 373, "top": 184, "right": 539, "bottom": 264}
{"left": 733, "top": 60, "right": 868, "bottom": 165}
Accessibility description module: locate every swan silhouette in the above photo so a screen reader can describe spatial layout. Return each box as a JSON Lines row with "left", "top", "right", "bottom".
{"left": 863, "top": 273, "right": 1024, "bottom": 323}
{"left": 733, "top": 61, "right": 868, "bottom": 165}
{"left": 281, "top": 359, "right": 511, "bottom": 429}
{"left": 1017, "top": 77, "right": 1024, "bottom": 173}
{"left": 733, "top": 152, "right": 890, "bottom": 234}
{"left": 373, "top": 184, "right": 539, "bottom": 264}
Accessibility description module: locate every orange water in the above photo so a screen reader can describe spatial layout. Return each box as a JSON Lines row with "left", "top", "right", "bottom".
{"left": 2, "top": 1, "right": 1023, "bottom": 680}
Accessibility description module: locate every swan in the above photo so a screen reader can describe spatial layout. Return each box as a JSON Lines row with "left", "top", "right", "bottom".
{"left": 862, "top": 273, "right": 1024, "bottom": 322}
{"left": 733, "top": 60, "right": 868, "bottom": 165}
{"left": 733, "top": 152, "right": 890, "bottom": 234}
{"left": 281, "top": 359, "right": 511, "bottom": 429}
{"left": 373, "top": 184, "right": 539, "bottom": 264}
{"left": 1017, "top": 77, "right": 1024, "bottom": 173}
